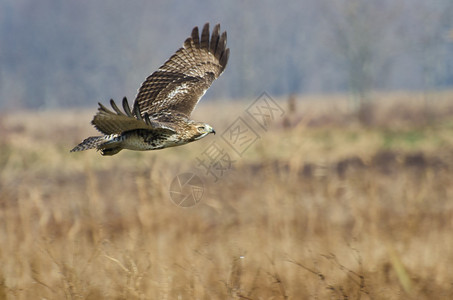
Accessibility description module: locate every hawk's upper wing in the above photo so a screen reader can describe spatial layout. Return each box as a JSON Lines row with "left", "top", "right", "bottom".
{"left": 92, "top": 97, "right": 176, "bottom": 135}
{"left": 133, "top": 23, "right": 229, "bottom": 117}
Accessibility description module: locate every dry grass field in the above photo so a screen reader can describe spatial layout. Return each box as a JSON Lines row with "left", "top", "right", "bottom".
{"left": 1, "top": 91, "right": 453, "bottom": 299}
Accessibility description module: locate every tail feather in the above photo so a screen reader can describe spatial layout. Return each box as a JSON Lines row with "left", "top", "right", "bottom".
{"left": 71, "top": 135, "right": 123, "bottom": 155}
{"left": 70, "top": 136, "right": 106, "bottom": 152}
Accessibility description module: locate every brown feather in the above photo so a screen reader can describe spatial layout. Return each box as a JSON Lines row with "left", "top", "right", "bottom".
{"left": 110, "top": 99, "right": 125, "bottom": 116}
{"left": 122, "top": 97, "right": 133, "bottom": 117}
{"left": 217, "top": 32, "right": 227, "bottom": 59}
{"left": 192, "top": 26, "right": 200, "bottom": 48}
{"left": 210, "top": 24, "right": 220, "bottom": 55}
{"left": 200, "top": 23, "right": 210, "bottom": 51}
{"left": 132, "top": 23, "right": 229, "bottom": 117}
{"left": 91, "top": 99, "right": 175, "bottom": 135}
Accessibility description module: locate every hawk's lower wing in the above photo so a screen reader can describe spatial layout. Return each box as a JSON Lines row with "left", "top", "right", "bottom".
{"left": 92, "top": 98, "right": 176, "bottom": 135}
{"left": 133, "top": 23, "right": 229, "bottom": 118}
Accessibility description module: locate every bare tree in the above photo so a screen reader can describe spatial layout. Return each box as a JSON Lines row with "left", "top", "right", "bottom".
{"left": 319, "top": 0, "right": 403, "bottom": 124}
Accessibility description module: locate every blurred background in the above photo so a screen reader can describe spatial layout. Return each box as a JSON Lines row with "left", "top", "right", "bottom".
{"left": 1, "top": 1, "right": 453, "bottom": 299}
{"left": 1, "top": 0, "right": 452, "bottom": 109}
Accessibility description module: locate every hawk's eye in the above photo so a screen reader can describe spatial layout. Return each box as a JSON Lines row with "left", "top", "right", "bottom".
{"left": 198, "top": 126, "right": 206, "bottom": 132}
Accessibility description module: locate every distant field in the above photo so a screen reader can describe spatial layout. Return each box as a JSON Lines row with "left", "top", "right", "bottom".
{"left": 1, "top": 91, "right": 453, "bottom": 299}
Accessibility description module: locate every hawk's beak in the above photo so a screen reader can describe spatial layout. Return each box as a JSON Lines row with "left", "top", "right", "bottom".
{"left": 212, "top": 129, "right": 216, "bottom": 135}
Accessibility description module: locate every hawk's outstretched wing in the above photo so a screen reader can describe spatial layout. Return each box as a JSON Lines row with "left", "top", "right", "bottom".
{"left": 133, "top": 23, "right": 229, "bottom": 117}
{"left": 92, "top": 97, "right": 176, "bottom": 135}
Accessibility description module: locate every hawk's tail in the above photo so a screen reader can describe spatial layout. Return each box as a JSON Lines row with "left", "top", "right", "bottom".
{"left": 70, "top": 135, "right": 123, "bottom": 156}
{"left": 70, "top": 136, "right": 107, "bottom": 153}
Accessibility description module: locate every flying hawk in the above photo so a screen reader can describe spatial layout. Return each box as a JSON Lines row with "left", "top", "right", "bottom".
{"left": 71, "top": 23, "right": 229, "bottom": 156}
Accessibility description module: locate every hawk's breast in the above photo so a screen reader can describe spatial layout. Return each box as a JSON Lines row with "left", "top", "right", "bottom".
{"left": 122, "top": 129, "right": 188, "bottom": 150}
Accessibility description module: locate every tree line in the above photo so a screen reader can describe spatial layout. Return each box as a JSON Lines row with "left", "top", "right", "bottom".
{"left": 0, "top": 0, "right": 452, "bottom": 109}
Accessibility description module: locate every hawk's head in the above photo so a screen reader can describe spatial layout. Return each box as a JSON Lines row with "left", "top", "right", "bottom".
{"left": 192, "top": 122, "right": 216, "bottom": 140}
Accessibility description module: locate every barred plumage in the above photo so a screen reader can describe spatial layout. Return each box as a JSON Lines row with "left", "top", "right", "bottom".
{"left": 71, "top": 23, "right": 228, "bottom": 156}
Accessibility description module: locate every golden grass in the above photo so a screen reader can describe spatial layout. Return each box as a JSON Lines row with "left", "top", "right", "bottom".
{"left": 1, "top": 91, "right": 453, "bottom": 299}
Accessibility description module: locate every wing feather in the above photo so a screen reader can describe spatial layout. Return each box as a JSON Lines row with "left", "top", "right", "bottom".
{"left": 92, "top": 98, "right": 176, "bottom": 135}
{"left": 192, "top": 26, "right": 200, "bottom": 48}
{"left": 110, "top": 99, "right": 126, "bottom": 116}
{"left": 210, "top": 24, "right": 220, "bottom": 55}
{"left": 133, "top": 23, "right": 229, "bottom": 117}
{"left": 122, "top": 97, "right": 133, "bottom": 117}
{"left": 200, "top": 24, "right": 210, "bottom": 51}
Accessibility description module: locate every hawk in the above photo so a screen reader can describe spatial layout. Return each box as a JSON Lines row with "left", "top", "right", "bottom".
{"left": 71, "top": 23, "right": 229, "bottom": 156}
